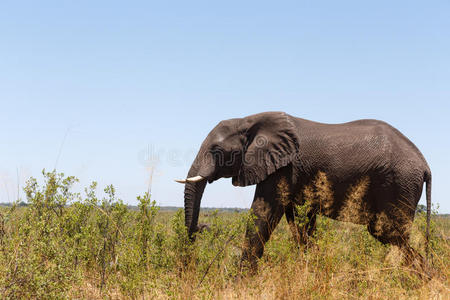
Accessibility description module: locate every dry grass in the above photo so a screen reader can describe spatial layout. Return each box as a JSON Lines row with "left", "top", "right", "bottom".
{"left": 68, "top": 213, "right": 448, "bottom": 300}
{"left": 1, "top": 172, "right": 448, "bottom": 299}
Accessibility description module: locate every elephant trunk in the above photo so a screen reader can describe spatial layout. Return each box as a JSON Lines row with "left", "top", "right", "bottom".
{"left": 184, "top": 153, "right": 212, "bottom": 239}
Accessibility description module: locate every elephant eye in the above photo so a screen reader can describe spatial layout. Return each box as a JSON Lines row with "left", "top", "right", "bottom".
{"left": 211, "top": 145, "right": 225, "bottom": 152}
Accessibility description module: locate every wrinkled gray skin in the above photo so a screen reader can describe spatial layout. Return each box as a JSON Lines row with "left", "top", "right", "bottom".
{"left": 182, "top": 112, "right": 431, "bottom": 272}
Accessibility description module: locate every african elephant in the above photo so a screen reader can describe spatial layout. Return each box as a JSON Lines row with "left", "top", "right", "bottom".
{"left": 176, "top": 112, "right": 431, "bottom": 272}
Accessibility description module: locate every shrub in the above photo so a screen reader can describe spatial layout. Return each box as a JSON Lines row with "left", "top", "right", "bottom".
{"left": 0, "top": 171, "right": 447, "bottom": 299}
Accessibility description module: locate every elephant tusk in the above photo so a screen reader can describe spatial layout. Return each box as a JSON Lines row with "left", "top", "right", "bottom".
{"left": 175, "top": 175, "right": 205, "bottom": 184}
{"left": 175, "top": 179, "right": 188, "bottom": 184}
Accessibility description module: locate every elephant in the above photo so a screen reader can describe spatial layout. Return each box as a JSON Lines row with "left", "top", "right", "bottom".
{"left": 176, "top": 112, "right": 432, "bottom": 272}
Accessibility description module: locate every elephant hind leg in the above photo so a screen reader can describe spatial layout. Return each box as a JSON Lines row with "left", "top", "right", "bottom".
{"left": 285, "top": 202, "right": 317, "bottom": 246}
{"left": 367, "top": 207, "right": 430, "bottom": 278}
{"left": 401, "top": 245, "right": 433, "bottom": 279}
{"left": 366, "top": 186, "right": 415, "bottom": 247}
{"left": 285, "top": 203, "right": 302, "bottom": 245}
{"left": 367, "top": 210, "right": 411, "bottom": 246}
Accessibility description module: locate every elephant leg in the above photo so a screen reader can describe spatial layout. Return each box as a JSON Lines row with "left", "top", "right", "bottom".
{"left": 285, "top": 203, "right": 302, "bottom": 245}
{"left": 303, "top": 212, "right": 317, "bottom": 246}
{"left": 285, "top": 203, "right": 317, "bottom": 246}
{"left": 367, "top": 190, "right": 430, "bottom": 277}
{"left": 240, "top": 181, "right": 284, "bottom": 274}
{"left": 367, "top": 208, "right": 412, "bottom": 247}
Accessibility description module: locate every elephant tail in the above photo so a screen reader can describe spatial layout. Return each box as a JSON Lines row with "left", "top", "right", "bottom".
{"left": 424, "top": 170, "right": 432, "bottom": 258}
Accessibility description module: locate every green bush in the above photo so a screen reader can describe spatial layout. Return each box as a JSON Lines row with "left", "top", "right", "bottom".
{"left": 0, "top": 171, "right": 447, "bottom": 299}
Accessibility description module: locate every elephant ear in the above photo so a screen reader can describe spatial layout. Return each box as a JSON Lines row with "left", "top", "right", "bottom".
{"left": 232, "top": 112, "right": 299, "bottom": 187}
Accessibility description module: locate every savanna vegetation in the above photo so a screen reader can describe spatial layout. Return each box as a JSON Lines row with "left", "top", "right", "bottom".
{"left": 0, "top": 171, "right": 448, "bottom": 299}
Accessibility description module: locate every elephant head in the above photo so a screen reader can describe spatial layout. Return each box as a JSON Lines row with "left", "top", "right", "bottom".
{"left": 176, "top": 112, "right": 300, "bottom": 239}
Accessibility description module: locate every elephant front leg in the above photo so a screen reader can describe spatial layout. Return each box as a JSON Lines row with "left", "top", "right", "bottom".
{"left": 240, "top": 182, "right": 284, "bottom": 274}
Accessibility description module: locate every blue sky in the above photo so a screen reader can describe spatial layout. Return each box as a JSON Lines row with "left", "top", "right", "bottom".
{"left": 0, "top": 1, "right": 449, "bottom": 212}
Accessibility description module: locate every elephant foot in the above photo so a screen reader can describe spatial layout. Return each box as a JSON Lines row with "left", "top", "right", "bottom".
{"left": 303, "top": 239, "right": 319, "bottom": 253}
{"left": 401, "top": 246, "right": 433, "bottom": 281}
{"left": 239, "top": 262, "right": 258, "bottom": 277}
{"left": 239, "top": 252, "right": 259, "bottom": 276}
{"left": 294, "top": 234, "right": 318, "bottom": 253}
{"left": 197, "top": 223, "right": 211, "bottom": 233}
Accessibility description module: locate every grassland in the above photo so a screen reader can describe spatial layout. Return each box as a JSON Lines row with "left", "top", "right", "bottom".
{"left": 0, "top": 171, "right": 448, "bottom": 299}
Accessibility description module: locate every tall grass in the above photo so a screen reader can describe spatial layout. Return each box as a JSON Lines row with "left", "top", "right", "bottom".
{"left": 0, "top": 171, "right": 448, "bottom": 299}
